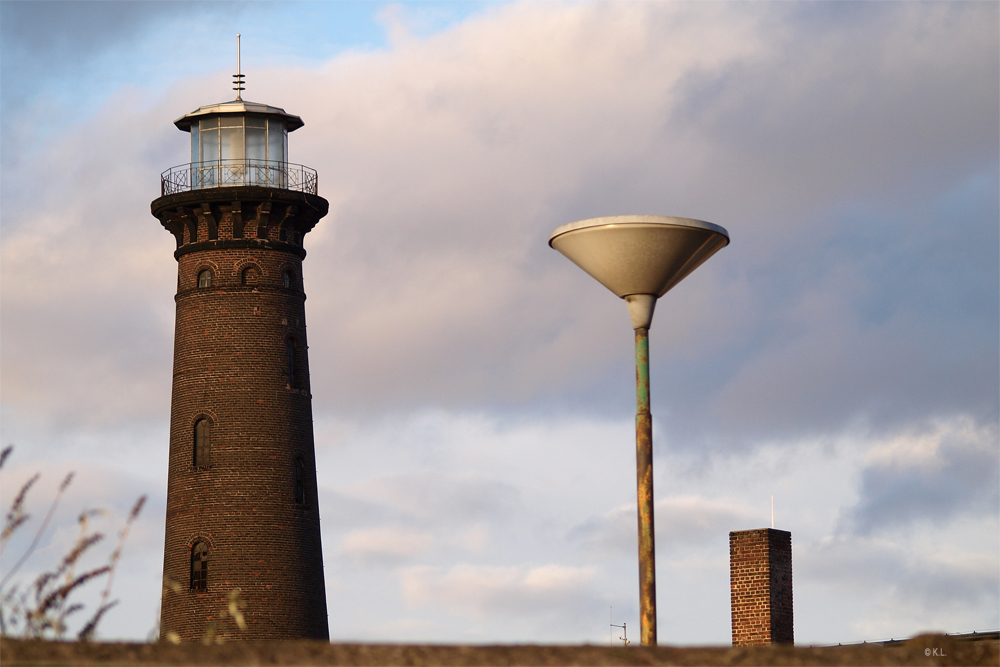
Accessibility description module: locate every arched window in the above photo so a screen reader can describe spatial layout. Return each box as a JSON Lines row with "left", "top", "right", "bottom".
{"left": 241, "top": 266, "right": 260, "bottom": 286}
{"left": 198, "top": 270, "right": 212, "bottom": 288}
{"left": 283, "top": 270, "right": 294, "bottom": 289}
{"left": 294, "top": 458, "right": 305, "bottom": 504}
{"left": 194, "top": 419, "right": 211, "bottom": 467}
{"left": 286, "top": 339, "right": 297, "bottom": 388}
{"left": 190, "top": 541, "right": 208, "bottom": 591}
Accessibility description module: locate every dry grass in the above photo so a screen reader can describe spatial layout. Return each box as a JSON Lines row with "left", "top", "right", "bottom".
{"left": 0, "top": 446, "right": 146, "bottom": 641}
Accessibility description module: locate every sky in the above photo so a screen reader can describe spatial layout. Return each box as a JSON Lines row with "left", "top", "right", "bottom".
{"left": 1, "top": 0, "right": 997, "bottom": 647}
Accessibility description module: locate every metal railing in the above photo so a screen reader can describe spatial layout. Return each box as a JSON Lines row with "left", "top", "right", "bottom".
{"left": 161, "top": 160, "right": 318, "bottom": 195}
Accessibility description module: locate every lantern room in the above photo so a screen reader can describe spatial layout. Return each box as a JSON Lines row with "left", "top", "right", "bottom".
{"left": 161, "top": 100, "right": 317, "bottom": 195}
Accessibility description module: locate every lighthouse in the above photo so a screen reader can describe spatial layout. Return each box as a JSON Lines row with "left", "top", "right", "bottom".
{"left": 151, "top": 60, "right": 329, "bottom": 641}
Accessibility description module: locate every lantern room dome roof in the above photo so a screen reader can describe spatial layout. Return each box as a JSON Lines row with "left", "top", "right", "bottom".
{"left": 173, "top": 99, "right": 304, "bottom": 132}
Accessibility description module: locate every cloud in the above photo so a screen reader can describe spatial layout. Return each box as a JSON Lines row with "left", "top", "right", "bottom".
{"left": 840, "top": 417, "right": 999, "bottom": 535}
{"left": 399, "top": 563, "right": 601, "bottom": 619}
{"left": 570, "top": 495, "right": 759, "bottom": 557}
{"left": 345, "top": 471, "right": 521, "bottom": 524}
{"left": 339, "top": 526, "right": 434, "bottom": 566}
{"left": 0, "top": 81, "right": 185, "bottom": 435}
{"left": 267, "top": 0, "right": 998, "bottom": 442}
{"left": 3, "top": 2, "right": 996, "bottom": 449}
{"left": 800, "top": 530, "right": 999, "bottom": 613}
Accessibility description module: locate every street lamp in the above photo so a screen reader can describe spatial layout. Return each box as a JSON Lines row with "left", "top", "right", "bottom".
{"left": 549, "top": 215, "right": 729, "bottom": 646}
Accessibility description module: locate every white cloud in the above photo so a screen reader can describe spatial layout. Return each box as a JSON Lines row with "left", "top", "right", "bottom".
{"left": 344, "top": 472, "right": 521, "bottom": 525}
{"left": 797, "top": 522, "right": 1000, "bottom": 640}
{"left": 3, "top": 2, "right": 996, "bottom": 440}
{"left": 340, "top": 526, "right": 434, "bottom": 566}
{"left": 399, "top": 563, "right": 600, "bottom": 618}
{"left": 454, "top": 524, "right": 491, "bottom": 555}
{"left": 571, "top": 496, "right": 759, "bottom": 557}
{"left": 840, "top": 418, "right": 999, "bottom": 534}
{"left": 864, "top": 416, "right": 995, "bottom": 470}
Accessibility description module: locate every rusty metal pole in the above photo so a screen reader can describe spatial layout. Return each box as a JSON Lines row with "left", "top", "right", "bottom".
{"left": 548, "top": 216, "right": 729, "bottom": 647}
{"left": 635, "top": 326, "right": 657, "bottom": 646}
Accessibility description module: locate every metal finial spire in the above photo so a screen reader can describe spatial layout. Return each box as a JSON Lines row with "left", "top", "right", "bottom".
{"left": 233, "top": 33, "right": 245, "bottom": 101}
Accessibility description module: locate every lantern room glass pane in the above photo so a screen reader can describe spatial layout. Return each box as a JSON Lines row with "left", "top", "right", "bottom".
{"left": 190, "top": 125, "right": 200, "bottom": 164}
{"left": 221, "top": 125, "right": 244, "bottom": 186}
{"left": 201, "top": 128, "right": 219, "bottom": 162}
{"left": 221, "top": 126, "right": 244, "bottom": 161}
{"left": 198, "top": 126, "right": 219, "bottom": 188}
{"left": 246, "top": 127, "right": 266, "bottom": 185}
{"left": 268, "top": 120, "right": 287, "bottom": 188}
{"left": 247, "top": 128, "right": 266, "bottom": 161}
{"left": 268, "top": 120, "right": 286, "bottom": 164}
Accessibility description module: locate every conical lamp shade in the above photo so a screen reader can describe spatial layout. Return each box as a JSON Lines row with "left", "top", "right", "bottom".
{"left": 549, "top": 215, "right": 729, "bottom": 299}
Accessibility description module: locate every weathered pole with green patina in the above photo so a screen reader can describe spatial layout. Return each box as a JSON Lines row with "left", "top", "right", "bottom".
{"left": 634, "top": 326, "right": 656, "bottom": 645}
{"left": 548, "top": 215, "right": 729, "bottom": 648}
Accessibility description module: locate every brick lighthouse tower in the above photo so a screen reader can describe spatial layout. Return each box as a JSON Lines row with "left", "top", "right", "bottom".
{"left": 151, "top": 63, "right": 329, "bottom": 641}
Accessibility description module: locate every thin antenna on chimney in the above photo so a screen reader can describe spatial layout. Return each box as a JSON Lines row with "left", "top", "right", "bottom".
{"left": 771, "top": 495, "right": 774, "bottom": 529}
{"left": 233, "top": 34, "right": 245, "bottom": 101}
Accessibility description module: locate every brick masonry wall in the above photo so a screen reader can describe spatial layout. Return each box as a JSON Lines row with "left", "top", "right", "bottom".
{"left": 730, "top": 528, "right": 793, "bottom": 646}
{"left": 153, "top": 188, "right": 330, "bottom": 642}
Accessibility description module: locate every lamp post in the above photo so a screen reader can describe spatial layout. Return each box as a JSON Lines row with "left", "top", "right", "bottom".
{"left": 549, "top": 215, "right": 729, "bottom": 646}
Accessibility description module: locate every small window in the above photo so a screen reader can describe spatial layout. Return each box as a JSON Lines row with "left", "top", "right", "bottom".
{"left": 198, "top": 270, "right": 212, "bottom": 288}
{"left": 294, "top": 458, "right": 305, "bottom": 504}
{"left": 283, "top": 270, "right": 293, "bottom": 289}
{"left": 241, "top": 266, "right": 260, "bottom": 286}
{"left": 194, "top": 419, "right": 211, "bottom": 467}
{"left": 191, "top": 541, "right": 208, "bottom": 591}
{"left": 286, "top": 339, "right": 297, "bottom": 387}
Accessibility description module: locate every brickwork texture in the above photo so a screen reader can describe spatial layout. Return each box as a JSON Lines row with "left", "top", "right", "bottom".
{"left": 730, "top": 528, "right": 793, "bottom": 646}
{"left": 152, "top": 186, "right": 330, "bottom": 641}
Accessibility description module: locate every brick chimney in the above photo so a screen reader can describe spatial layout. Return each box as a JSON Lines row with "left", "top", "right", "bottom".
{"left": 730, "top": 528, "right": 793, "bottom": 646}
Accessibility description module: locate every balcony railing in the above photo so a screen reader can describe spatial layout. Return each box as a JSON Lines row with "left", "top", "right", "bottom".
{"left": 161, "top": 160, "right": 318, "bottom": 196}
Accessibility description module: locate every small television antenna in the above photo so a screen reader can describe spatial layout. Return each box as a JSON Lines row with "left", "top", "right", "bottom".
{"left": 771, "top": 494, "right": 774, "bottom": 529}
{"left": 610, "top": 610, "right": 630, "bottom": 648}
{"left": 233, "top": 33, "right": 245, "bottom": 101}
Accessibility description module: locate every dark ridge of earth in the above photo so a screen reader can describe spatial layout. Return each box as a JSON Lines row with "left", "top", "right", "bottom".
{"left": 2, "top": 635, "right": 997, "bottom": 667}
